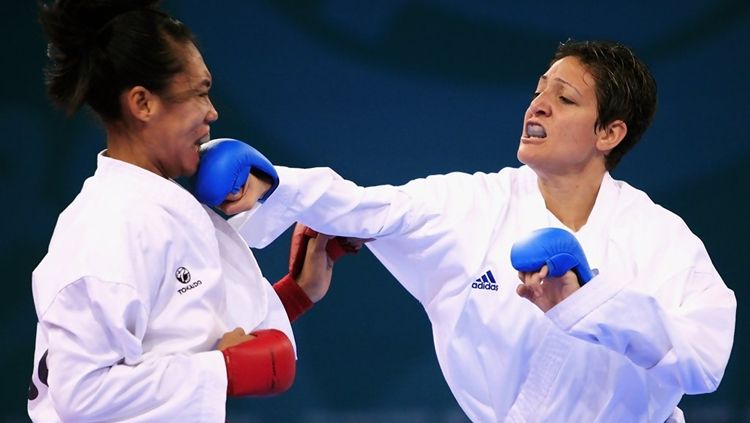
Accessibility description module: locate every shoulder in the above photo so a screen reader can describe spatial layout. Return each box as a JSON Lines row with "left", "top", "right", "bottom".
{"left": 386, "top": 167, "right": 524, "bottom": 232}
{"left": 614, "top": 179, "right": 690, "bottom": 233}
{"left": 610, "top": 178, "right": 707, "bottom": 267}
{"left": 55, "top": 178, "right": 167, "bottom": 245}
{"left": 399, "top": 165, "right": 524, "bottom": 197}
{"left": 40, "top": 176, "right": 181, "bottom": 289}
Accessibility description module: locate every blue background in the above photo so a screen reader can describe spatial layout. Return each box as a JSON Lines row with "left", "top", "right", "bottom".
{"left": 3, "top": 1, "right": 748, "bottom": 421}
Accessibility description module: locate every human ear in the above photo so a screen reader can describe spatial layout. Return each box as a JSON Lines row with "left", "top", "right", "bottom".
{"left": 122, "top": 86, "right": 157, "bottom": 122}
{"left": 596, "top": 120, "right": 627, "bottom": 153}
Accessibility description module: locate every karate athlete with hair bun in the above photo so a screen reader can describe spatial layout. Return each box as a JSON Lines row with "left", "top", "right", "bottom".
{"left": 204, "top": 40, "right": 737, "bottom": 422}
{"left": 28, "top": 1, "right": 359, "bottom": 421}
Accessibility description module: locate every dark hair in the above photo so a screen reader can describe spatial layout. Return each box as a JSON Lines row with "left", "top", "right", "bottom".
{"left": 39, "top": 0, "right": 196, "bottom": 122}
{"left": 552, "top": 40, "right": 657, "bottom": 171}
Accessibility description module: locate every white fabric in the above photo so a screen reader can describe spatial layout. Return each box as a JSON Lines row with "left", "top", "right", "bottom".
{"left": 29, "top": 153, "right": 293, "bottom": 422}
{"left": 237, "top": 165, "right": 736, "bottom": 423}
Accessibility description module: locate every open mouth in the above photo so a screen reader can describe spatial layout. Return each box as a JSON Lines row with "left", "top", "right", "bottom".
{"left": 195, "top": 133, "right": 211, "bottom": 151}
{"left": 525, "top": 122, "right": 547, "bottom": 139}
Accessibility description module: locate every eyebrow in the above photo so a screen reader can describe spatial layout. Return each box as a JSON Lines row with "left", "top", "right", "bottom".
{"left": 539, "top": 75, "right": 582, "bottom": 97}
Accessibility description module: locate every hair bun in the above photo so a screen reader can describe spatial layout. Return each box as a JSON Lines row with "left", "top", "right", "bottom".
{"left": 39, "top": 0, "right": 167, "bottom": 116}
{"left": 41, "top": 0, "right": 162, "bottom": 57}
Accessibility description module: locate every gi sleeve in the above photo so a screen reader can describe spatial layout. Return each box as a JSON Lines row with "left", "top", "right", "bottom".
{"left": 231, "top": 166, "right": 427, "bottom": 248}
{"left": 41, "top": 277, "right": 227, "bottom": 422}
{"left": 232, "top": 166, "right": 508, "bottom": 305}
{"left": 545, "top": 245, "right": 736, "bottom": 394}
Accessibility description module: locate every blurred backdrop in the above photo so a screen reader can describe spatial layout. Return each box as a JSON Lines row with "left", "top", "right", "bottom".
{"left": 3, "top": 1, "right": 748, "bottom": 421}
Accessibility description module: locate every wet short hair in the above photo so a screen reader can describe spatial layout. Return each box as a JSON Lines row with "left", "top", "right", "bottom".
{"left": 552, "top": 40, "right": 657, "bottom": 171}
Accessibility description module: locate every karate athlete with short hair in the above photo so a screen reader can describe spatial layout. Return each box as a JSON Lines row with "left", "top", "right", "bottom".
{"left": 205, "top": 40, "right": 737, "bottom": 422}
{"left": 28, "top": 1, "right": 354, "bottom": 421}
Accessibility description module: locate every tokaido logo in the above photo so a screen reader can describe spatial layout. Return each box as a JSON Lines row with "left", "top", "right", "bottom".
{"left": 175, "top": 266, "right": 203, "bottom": 295}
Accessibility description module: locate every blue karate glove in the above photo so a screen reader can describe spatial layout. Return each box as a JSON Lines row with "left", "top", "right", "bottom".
{"left": 510, "top": 227, "right": 595, "bottom": 285}
{"left": 192, "top": 138, "right": 279, "bottom": 207}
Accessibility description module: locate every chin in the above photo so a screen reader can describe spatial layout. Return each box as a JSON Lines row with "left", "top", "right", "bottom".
{"left": 183, "top": 164, "right": 199, "bottom": 178}
{"left": 516, "top": 148, "right": 534, "bottom": 166}
{"left": 183, "top": 153, "right": 200, "bottom": 177}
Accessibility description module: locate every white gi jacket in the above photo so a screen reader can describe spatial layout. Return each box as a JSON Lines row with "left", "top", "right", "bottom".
{"left": 28, "top": 154, "right": 293, "bottom": 422}
{"left": 236, "top": 165, "right": 736, "bottom": 423}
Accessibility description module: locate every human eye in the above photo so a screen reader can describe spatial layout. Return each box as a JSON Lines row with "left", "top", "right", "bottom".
{"left": 559, "top": 96, "right": 575, "bottom": 105}
{"left": 195, "top": 91, "right": 212, "bottom": 103}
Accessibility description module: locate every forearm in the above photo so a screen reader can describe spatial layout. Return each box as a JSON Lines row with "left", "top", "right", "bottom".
{"left": 47, "top": 347, "right": 226, "bottom": 422}
{"left": 232, "top": 166, "right": 417, "bottom": 248}
{"left": 39, "top": 279, "right": 228, "bottom": 421}
{"left": 546, "top": 268, "right": 736, "bottom": 393}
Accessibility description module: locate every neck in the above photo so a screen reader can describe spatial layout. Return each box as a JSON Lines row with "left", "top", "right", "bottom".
{"left": 105, "top": 124, "right": 163, "bottom": 177}
{"left": 535, "top": 166, "right": 606, "bottom": 232}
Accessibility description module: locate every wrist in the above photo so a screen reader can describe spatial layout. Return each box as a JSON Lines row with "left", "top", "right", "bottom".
{"left": 274, "top": 274, "right": 313, "bottom": 322}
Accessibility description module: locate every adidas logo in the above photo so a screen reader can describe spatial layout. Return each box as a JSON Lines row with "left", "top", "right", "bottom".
{"left": 472, "top": 270, "right": 498, "bottom": 291}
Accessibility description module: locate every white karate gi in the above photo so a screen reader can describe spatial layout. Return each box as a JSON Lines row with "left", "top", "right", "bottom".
{"left": 29, "top": 154, "right": 293, "bottom": 422}
{"left": 237, "top": 165, "right": 735, "bottom": 423}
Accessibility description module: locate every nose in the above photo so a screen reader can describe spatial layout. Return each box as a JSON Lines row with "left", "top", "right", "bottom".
{"left": 206, "top": 98, "right": 219, "bottom": 123}
{"left": 527, "top": 92, "right": 551, "bottom": 118}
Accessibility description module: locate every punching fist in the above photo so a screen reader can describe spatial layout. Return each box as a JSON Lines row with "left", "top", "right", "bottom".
{"left": 192, "top": 138, "right": 279, "bottom": 207}
{"left": 510, "top": 227, "right": 595, "bottom": 285}
{"left": 220, "top": 328, "right": 295, "bottom": 396}
{"left": 273, "top": 223, "right": 368, "bottom": 322}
